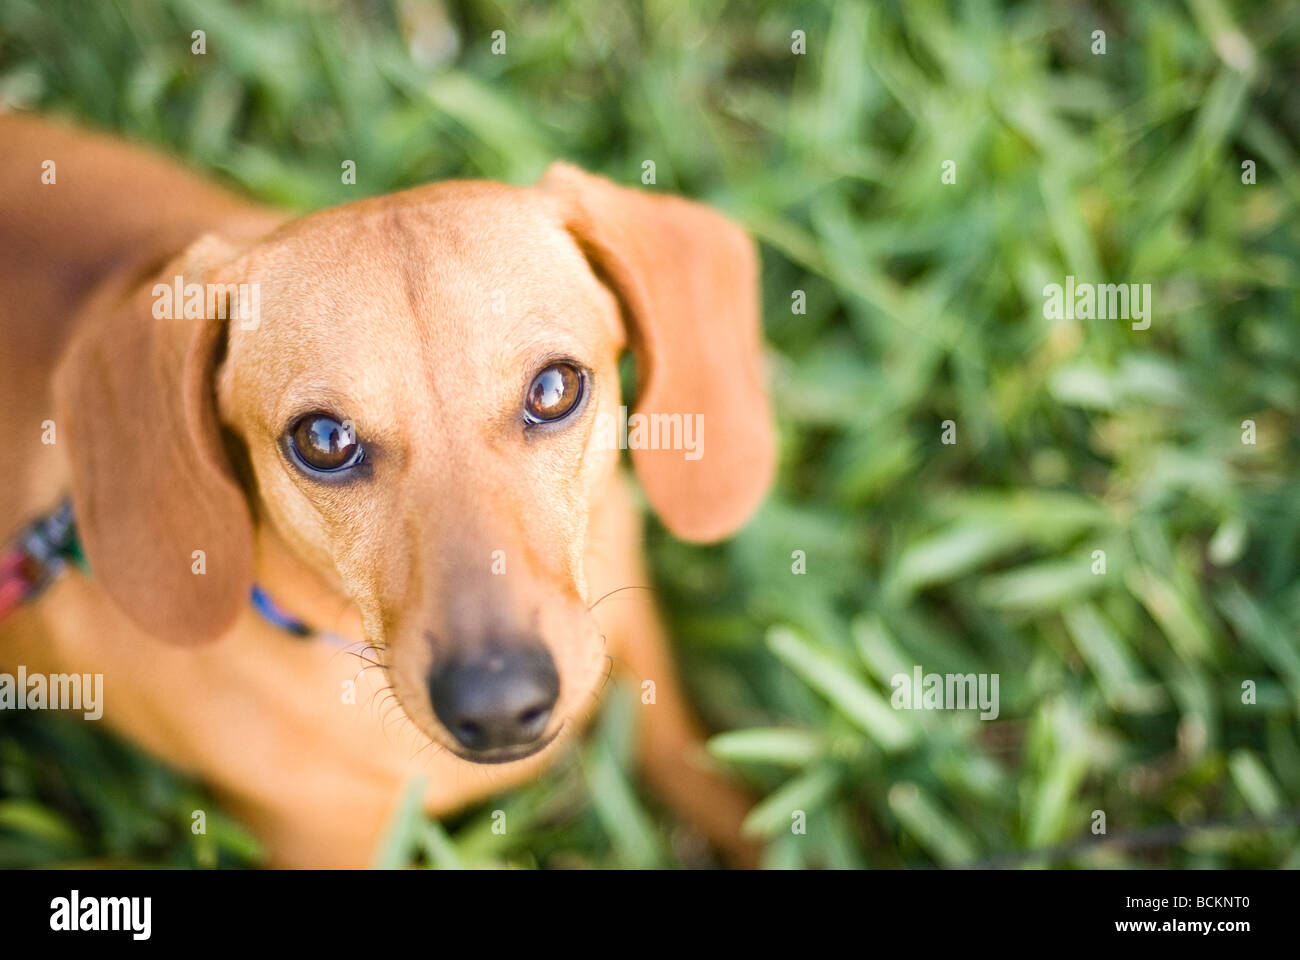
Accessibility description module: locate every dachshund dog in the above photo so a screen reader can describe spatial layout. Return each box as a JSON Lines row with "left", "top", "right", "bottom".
{"left": 0, "top": 113, "right": 774, "bottom": 867}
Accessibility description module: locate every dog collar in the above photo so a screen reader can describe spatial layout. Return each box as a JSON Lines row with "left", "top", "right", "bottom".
{"left": 1, "top": 498, "right": 315, "bottom": 639}
{"left": 249, "top": 584, "right": 313, "bottom": 637}
{"left": 0, "top": 499, "right": 81, "bottom": 622}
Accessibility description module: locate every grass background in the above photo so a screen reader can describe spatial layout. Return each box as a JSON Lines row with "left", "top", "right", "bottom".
{"left": 1, "top": 0, "right": 1298, "bottom": 868}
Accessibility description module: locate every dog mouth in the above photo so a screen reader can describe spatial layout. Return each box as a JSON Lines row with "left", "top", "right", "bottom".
{"left": 438, "top": 722, "right": 565, "bottom": 765}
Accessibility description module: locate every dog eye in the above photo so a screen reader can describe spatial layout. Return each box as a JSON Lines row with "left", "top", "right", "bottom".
{"left": 524, "top": 362, "right": 583, "bottom": 423}
{"left": 288, "top": 413, "right": 364, "bottom": 473}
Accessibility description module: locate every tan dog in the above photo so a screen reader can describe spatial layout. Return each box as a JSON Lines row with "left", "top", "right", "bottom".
{"left": 0, "top": 113, "right": 774, "bottom": 867}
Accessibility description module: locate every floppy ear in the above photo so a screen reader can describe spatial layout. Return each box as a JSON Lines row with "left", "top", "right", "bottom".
{"left": 541, "top": 163, "right": 775, "bottom": 542}
{"left": 53, "top": 235, "right": 254, "bottom": 644}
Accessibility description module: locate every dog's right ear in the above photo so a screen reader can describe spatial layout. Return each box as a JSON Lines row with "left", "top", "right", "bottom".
{"left": 53, "top": 234, "right": 255, "bottom": 645}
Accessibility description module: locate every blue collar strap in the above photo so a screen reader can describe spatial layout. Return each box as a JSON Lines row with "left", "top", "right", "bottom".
{"left": 250, "top": 584, "right": 314, "bottom": 637}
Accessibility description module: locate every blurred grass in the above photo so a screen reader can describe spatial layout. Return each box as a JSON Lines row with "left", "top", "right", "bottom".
{"left": 1, "top": 0, "right": 1298, "bottom": 868}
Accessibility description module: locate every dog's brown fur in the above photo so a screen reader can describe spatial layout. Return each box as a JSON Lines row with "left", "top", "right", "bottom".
{"left": 0, "top": 113, "right": 774, "bottom": 868}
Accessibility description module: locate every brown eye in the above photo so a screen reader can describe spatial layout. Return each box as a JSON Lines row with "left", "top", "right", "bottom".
{"left": 289, "top": 413, "right": 364, "bottom": 473}
{"left": 524, "top": 362, "right": 584, "bottom": 423}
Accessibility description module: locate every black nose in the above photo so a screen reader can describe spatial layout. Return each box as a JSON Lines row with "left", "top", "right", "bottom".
{"left": 428, "top": 646, "right": 560, "bottom": 754}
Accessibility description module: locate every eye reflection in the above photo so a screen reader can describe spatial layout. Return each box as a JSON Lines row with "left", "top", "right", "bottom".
{"left": 289, "top": 413, "right": 364, "bottom": 473}
{"left": 525, "top": 363, "right": 583, "bottom": 423}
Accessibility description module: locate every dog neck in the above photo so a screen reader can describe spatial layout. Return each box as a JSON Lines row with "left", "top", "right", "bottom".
{"left": 0, "top": 498, "right": 365, "bottom": 648}
{"left": 250, "top": 518, "right": 368, "bottom": 642}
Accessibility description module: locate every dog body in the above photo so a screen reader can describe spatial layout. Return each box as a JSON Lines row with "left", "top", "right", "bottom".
{"left": 0, "top": 114, "right": 772, "bottom": 867}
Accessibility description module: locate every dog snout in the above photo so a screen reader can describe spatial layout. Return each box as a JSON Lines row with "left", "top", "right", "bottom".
{"left": 428, "top": 645, "right": 560, "bottom": 758}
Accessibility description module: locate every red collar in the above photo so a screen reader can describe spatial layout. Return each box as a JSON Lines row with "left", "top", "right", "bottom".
{"left": 0, "top": 500, "right": 78, "bottom": 622}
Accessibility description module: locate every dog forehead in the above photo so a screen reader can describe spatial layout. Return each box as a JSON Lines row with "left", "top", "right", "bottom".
{"left": 236, "top": 183, "right": 615, "bottom": 354}
{"left": 219, "top": 182, "right": 623, "bottom": 432}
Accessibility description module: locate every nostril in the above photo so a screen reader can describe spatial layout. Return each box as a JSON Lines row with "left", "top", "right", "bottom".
{"left": 515, "top": 703, "right": 552, "bottom": 738}
{"left": 428, "top": 645, "right": 560, "bottom": 753}
{"left": 454, "top": 721, "right": 485, "bottom": 749}
{"left": 518, "top": 706, "right": 546, "bottom": 727}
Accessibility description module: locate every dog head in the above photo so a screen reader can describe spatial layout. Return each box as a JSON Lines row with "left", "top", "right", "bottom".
{"left": 55, "top": 164, "right": 773, "bottom": 764}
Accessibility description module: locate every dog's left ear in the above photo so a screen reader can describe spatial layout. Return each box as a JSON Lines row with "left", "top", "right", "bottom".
{"left": 53, "top": 234, "right": 255, "bottom": 644}
{"left": 541, "top": 163, "right": 775, "bottom": 542}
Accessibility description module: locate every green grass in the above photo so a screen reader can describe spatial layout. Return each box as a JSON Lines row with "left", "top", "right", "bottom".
{"left": 1, "top": 0, "right": 1298, "bottom": 868}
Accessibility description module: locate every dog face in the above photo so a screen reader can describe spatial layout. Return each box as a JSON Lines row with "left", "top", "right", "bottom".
{"left": 55, "top": 164, "right": 774, "bottom": 764}
{"left": 218, "top": 185, "right": 625, "bottom": 761}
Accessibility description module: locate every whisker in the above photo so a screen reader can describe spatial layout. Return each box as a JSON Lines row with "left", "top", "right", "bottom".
{"left": 360, "top": 682, "right": 394, "bottom": 712}
{"left": 587, "top": 584, "right": 653, "bottom": 613}
{"left": 381, "top": 701, "right": 406, "bottom": 739}
{"left": 410, "top": 735, "right": 445, "bottom": 764}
